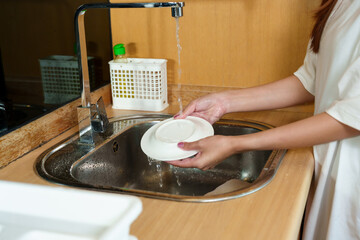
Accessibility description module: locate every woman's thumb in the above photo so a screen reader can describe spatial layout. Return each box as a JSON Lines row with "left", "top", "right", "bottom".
{"left": 177, "top": 141, "right": 199, "bottom": 151}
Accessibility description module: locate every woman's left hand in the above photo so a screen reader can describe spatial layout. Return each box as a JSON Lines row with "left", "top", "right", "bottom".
{"left": 167, "top": 135, "right": 236, "bottom": 170}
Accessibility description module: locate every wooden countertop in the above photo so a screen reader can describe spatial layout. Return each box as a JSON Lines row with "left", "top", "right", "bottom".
{"left": 0, "top": 104, "right": 314, "bottom": 240}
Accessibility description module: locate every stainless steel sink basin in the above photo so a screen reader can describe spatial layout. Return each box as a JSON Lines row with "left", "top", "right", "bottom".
{"left": 35, "top": 114, "right": 286, "bottom": 202}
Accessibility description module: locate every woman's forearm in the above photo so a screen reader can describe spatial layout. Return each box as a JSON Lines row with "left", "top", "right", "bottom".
{"left": 234, "top": 113, "right": 360, "bottom": 151}
{"left": 169, "top": 113, "right": 360, "bottom": 170}
{"left": 222, "top": 75, "right": 314, "bottom": 114}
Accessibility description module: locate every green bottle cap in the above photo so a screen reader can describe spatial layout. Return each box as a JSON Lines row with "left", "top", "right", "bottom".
{"left": 114, "top": 44, "right": 126, "bottom": 56}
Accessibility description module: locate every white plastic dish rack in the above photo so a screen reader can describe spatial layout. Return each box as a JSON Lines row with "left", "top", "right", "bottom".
{"left": 109, "top": 58, "right": 168, "bottom": 111}
{"left": 0, "top": 180, "right": 142, "bottom": 240}
{"left": 39, "top": 55, "right": 95, "bottom": 105}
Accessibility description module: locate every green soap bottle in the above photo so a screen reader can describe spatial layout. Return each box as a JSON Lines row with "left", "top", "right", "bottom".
{"left": 113, "top": 44, "right": 128, "bottom": 63}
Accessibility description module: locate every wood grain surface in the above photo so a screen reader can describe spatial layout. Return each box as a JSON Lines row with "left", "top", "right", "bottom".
{"left": 110, "top": 0, "right": 320, "bottom": 87}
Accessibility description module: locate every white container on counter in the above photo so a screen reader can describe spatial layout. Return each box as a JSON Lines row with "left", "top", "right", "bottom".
{"left": 0, "top": 180, "right": 142, "bottom": 240}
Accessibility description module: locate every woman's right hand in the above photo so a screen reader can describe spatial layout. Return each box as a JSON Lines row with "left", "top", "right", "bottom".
{"left": 174, "top": 92, "right": 228, "bottom": 124}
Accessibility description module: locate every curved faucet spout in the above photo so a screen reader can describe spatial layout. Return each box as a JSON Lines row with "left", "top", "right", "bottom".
{"left": 75, "top": 2, "right": 185, "bottom": 108}
{"left": 75, "top": 2, "right": 185, "bottom": 144}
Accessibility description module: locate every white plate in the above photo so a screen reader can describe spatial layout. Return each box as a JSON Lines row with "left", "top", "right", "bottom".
{"left": 140, "top": 116, "right": 214, "bottom": 161}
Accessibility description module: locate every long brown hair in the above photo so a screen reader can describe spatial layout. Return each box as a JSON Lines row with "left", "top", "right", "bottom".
{"left": 311, "top": 0, "right": 338, "bottom": 53}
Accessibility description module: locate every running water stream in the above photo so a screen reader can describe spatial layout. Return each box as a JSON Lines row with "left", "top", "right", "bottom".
{"left": 147, "top": 157, "right": 164, "bottom": 188}
{"left": 174, "top": 17, "right": 183, "bottom": 187}
{"left": 145, "top": 18, "right": 183, "bottom": 188}
{"left": 147, "top": 156, "right": 182, "bottom": 188}
{"left": 176, "top": 17, "right": 183, "bottom": 114}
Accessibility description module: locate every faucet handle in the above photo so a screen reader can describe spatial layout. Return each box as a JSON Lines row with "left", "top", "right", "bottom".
{"left": 90, "top": 97, "right": 109, "bottom": 133}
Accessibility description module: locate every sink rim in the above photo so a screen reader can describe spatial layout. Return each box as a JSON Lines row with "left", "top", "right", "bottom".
{"left": 34, "top": 113, "right": 286, "bottom": 203}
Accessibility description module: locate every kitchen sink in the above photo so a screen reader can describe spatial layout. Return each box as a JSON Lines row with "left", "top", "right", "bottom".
{"left": 35, "top": 114, "right": 286, "bottom": 202}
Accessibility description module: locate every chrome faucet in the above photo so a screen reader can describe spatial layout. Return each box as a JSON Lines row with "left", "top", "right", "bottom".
{"left": 74, "top": 2, "right": 185, "bottom": 145}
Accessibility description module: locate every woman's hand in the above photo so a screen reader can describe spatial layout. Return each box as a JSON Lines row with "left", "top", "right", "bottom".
{"left": 175, "top": 92, "right": 228, "bottom": 124}
{"left": 167, "top": 135, "right": 237, "bottom": 170}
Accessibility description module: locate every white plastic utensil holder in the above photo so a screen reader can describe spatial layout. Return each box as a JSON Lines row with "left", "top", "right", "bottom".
{"left": 109, "top": 58, "right": 168, "bottom": 111}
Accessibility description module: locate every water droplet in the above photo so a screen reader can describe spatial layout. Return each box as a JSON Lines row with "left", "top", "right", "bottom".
{"left": 173, "top": 167, "right": 182, "bottom": 187}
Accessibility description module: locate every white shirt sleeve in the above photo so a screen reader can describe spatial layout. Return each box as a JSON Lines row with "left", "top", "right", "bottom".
{"left": 294, "top": 42, "right": 317, "bottom": 95}
{"left": 326, "top": 56, "right": 360, "bottom": 131}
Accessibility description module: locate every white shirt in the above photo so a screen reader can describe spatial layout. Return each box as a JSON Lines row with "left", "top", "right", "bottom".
{"left": 294, "top": 0, "right": 360, "bottom": 239}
